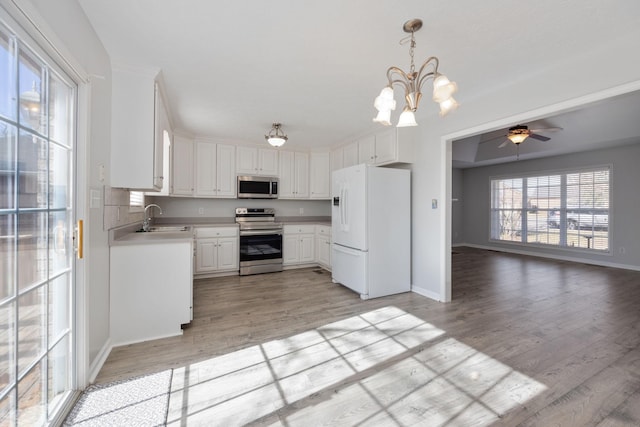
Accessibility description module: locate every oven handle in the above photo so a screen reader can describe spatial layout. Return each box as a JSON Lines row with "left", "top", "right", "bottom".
{"left": 239, "top": 230, "right": 283, "bottom": 236}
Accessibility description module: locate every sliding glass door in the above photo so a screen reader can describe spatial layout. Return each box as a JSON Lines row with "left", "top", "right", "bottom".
{"left": 0, "top": 18, "right": 77, "bottom": 426}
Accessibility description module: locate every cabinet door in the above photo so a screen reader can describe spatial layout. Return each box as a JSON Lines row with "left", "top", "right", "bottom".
{"left": 294, "top": 152, "right": 309, "bottom": 198}
{"left": 278, "top": 150, "right": 295, "bottom": 198}
{"left": 217, "top": 237, "right": 238, "bottom": 270}
{"left": 283, "top": 233, "right": 300, "bottom": 264}
{"left": 358, "top": 134, "right": 376, "bottom": 165}
{"left": 216, "top": 144, "right": 236, "bottom": 197}
{"left": 330, "top": 148, "right": 343, "bottom": 172}
{"left": 236, "top": 146, "right": 258, "bottom": 174}
{"left": 343, "top": 142, "right": 359, "bottom": 168}
{"left": 258, "top": 148, "right": 279, "bottom": 176}
{"left": 374, "top": 129, "right": 397, "bottom": 165}
{"left": 111, "top": 67, "right": 158, "bottom": 190}
{"left": 310, "top": 152, "right": 330, "bottom": 199}
{"left": 153, "top": 83, "right": 166, "bottom": 190}
{"left": 299, "top": 234, "right": 315, "bottom": 263}
{"left": 171, "top": 135, "right": 194, "bottom": 195}
{"left": 316, "top": 235, "right": 331, "bottom": 267}
{"left": 195, "top": 142, "right": 217, "bottom": 196}
{"left": 196, "top": 238, "right": 218, "bottom": 272}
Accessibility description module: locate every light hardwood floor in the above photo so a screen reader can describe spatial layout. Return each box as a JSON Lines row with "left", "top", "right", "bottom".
{"left": 95, "top": 247, "right": 640, "bottom": 426}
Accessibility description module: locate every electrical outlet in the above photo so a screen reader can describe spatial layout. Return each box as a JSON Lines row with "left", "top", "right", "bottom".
{"left": 299, "top": 207, "right": 304, "bottom": 215}
{"left": 198, "top": 207, "right": 204, "bottom": 215}
{"left": 619, "top": 247, "right": 626, "bottom": 254}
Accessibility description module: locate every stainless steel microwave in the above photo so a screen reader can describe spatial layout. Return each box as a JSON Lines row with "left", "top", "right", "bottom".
{"left": 237, "top": 175, "right": 279, "bottom": 199}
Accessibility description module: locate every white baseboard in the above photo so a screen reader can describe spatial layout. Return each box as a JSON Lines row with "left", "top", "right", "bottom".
{"left": 411, "top": 285, "right": 442, "bottom": 301}
{"left": 88, "top": 338, "right": 112, "bottom": 384}
{"left": 460, "top": 243, "right": 640, "bottom": 272}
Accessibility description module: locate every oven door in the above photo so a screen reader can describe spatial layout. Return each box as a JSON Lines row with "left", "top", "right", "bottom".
{"left": 239, "top": 230, "right": 283, "bottom": 275}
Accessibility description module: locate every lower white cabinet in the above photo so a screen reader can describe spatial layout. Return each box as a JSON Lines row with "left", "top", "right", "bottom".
{"left": 110, "top": 240, "right": 193, "bottom": 346}
{"left": 315, "top": 225, "right": 331, "bottom": 269}
{"left": 195, "top": 226, "right": 239, "bottom": 274}
{"left": 283, "top": 224, "right": 315, "bottom": 265}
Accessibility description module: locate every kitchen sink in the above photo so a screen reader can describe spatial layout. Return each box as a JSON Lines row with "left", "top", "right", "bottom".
{"left": 138, "top": 226, "right": 190, "bottom": 233}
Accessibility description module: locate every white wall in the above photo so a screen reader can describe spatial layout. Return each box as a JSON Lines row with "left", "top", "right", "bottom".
{"left": 147, "top": 196, "right": 331, "bottom": 219}
{"left": 18, "top": 0, "right": 113, "bottom": 379}
{"left": 408, "top": 29, "right": 640, "bottom": 301}
{"left": 459, "top": 143, "right": 640, "bottom": 269}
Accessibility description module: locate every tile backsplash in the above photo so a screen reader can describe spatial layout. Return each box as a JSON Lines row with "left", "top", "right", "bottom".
{"left": 103, "top": 186, "right": 145, "bottom": 230}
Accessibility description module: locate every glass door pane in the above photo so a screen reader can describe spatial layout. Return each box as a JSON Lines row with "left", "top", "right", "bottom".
{"left": 0, "top": 20, "right": 76, "bottom": 426}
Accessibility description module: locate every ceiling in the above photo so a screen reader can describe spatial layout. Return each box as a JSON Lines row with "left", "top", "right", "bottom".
{"left": 78, "top": 1, "right": 640, "bottom": 157}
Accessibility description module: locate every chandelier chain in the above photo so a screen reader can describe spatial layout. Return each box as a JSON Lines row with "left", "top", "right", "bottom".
{"left": 409, "top": 31, "right": 416, "bottom": 75}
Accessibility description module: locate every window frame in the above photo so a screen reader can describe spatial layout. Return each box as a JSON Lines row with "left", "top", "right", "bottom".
{"left": 489, "top": 165, "right": 612, "bottom": 254}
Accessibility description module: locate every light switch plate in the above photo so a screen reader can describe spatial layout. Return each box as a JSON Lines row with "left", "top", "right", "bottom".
{"left": 432, "top": 199, "right": 438, "bottom": 209}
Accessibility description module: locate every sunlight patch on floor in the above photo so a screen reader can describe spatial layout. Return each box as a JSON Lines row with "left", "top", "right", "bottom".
{"left": 166, "top": 306, "right": 546, "bottom": 426}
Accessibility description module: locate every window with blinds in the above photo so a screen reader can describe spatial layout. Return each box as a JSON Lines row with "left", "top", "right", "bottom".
{"left": 129, "top": 191, "right": 144, "bottom": 211}
{"left": 490, "top": 167, "right": 610, "bottom": 251}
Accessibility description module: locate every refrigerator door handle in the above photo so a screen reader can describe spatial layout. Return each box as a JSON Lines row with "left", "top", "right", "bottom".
{"left": 342, "top": 186, "right": 349, "bottom": 231}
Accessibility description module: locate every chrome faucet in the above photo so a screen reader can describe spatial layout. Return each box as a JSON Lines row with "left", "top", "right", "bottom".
{"left": 143, "top": 203, "right": 163, "bottom": 231}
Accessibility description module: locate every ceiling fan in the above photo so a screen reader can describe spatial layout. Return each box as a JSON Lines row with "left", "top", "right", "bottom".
{"left": 486, "top": 124, "right": 563, "bottom": 148}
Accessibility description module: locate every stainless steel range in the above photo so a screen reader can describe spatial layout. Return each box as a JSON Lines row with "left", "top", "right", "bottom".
{"left": 235, "top": 208, "right": 283, "bottom": 275}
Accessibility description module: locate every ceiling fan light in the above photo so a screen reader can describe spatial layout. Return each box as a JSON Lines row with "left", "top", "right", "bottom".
{"left": 438, "top": 97, "right": 459, "bottom": 116}
{"left": 397, "top": 108, "right": 417, "bottom": 127}
{"left": 507, "top": 134, "right": 528, "bottom": 144}
{"left": 432, "top": 74, "right": 458, "bottom": 103}
{"left": 373, "top": 109, "right": 392, "bottom": 126}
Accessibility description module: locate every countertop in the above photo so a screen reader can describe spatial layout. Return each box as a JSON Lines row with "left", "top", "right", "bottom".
{"left": 110, "top": 216, "right": 331, "bottom": 246}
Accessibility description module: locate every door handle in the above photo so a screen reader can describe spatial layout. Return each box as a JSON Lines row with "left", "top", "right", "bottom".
{"left": 74, "top": 220, "right": 84, "bottom": 259}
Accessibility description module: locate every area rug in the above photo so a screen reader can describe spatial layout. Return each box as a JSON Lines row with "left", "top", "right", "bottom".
{"left": 63, "top": 370, "right": 173, "bottom": 427}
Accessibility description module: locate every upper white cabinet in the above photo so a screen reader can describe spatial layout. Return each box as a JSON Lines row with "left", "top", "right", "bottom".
{"left": 279, "top": 151, "right": 309, "bottom": 198}
{"left": 343, "top": 142, "right": 359, "bottom": 168}
{"left": 309, "top": 152, "right": 331, "bottom": 199}
{"left": 357, "top": 128, "right": 416, "bottom": 166}
{"left": 195, "top": 142, "right": 236, "bottom": 198}
{"left": 330, "top": 148, "right": 343, "bottom": 172}
{"left": 111, "top": 66, "right": 167, "bottom": 190}
{"left": 236, "top": 146, "right": 279, "bottom": 176}
{"left": 171, "top": 135, "right": 194, "bottom": 196}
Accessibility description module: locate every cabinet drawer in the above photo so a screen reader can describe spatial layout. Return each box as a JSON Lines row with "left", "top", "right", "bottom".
{"left": 284, "top": 224, "right": 316, "bottom": 234}
{"left": 195, "top": 226, "right": 239, "bottom": 238}
{"left": 316, "top": 225, "right": 331, "bottom": 236}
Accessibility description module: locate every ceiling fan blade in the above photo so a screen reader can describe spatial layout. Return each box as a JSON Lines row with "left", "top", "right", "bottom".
{"left": 529, "top": 133, "right": 551, "bottom": 142}
{"left": 498, "top": 139, "right": 510, "bottom": 148}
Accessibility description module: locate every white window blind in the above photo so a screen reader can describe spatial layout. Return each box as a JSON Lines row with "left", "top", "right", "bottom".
{"left": 129, "top": 191, "right": 144, "bottom": 210}
{"left": 490, "top": 167, "right": 609, "bottom": 251}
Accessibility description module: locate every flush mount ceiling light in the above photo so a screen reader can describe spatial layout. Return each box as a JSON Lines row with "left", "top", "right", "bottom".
{"left": 373, "top": 19, "right": 459, "bottom": 127}
{"left": 265, "top": 123, "right": 288, "bottom": 147}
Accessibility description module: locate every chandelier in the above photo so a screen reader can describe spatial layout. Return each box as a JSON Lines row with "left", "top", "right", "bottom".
{"left": 373, "top": 19, "right": 458, "bottom": 127}
{"left": 265, "top": 123, "right": 288, "bottom": 147}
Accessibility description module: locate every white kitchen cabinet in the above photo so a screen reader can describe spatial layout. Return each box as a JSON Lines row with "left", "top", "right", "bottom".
{"left": 358, "top": 134, "right": 376, "bottom": 165}
{"left": 309, "top": 152, "right": 331, "bottom": 199}
{"left": 110, "top": 240, "right": 193, "bottom": 346}
{"left": 195, "top": 142, "right": 236, "bottom": 197}
{"left": 343, "top": 142, "right": 359, "bottom": 168}
{"left": 171, "top": 134, "right": 194, "bottom": 196}
{"left": 236, "top": 146, "right": 279, "bottom": 176}
{"left": 330, "top": 148, "right": 343, "bottom": 172}
{"left": 357, "top": 128, "right": 415, "bottom": 166}
{"left": 195, "top": 227, "right": 239, "bottom": 274}
{"left": 279, "top": 151, "right": 309, "bottom": 199}
{"left": 315, "top": 225, "right": 331, "bottom": 269}
{"left": 283, "top": 224, "right": 315, "bottom": 266}
{"left": 111, "top": 66, "right": 167, "bottom": 190}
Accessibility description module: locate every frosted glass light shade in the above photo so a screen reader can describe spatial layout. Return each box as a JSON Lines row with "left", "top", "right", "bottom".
{"left": 397, "top": 109, "right": 417, "bottom": 127}
{"left": 438, "top": 97, "right": 459, "bottom": 116}
{"left": 432, "top": 74, "right": 458, "bottom": 103}
{"left": 373, "top": 110, "right": 392, "bottom": 126}
{"left": 267, "top": 137, "right": 286, "bottom": 147}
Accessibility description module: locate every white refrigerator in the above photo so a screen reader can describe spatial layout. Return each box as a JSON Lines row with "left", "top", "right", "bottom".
{"left": 331, "top": 163, "right": 410, "bottom": 299}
